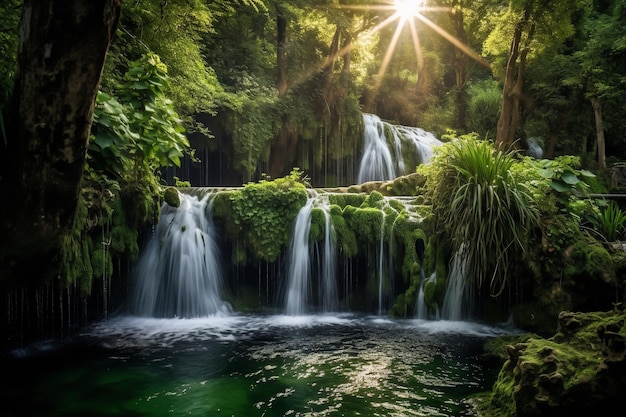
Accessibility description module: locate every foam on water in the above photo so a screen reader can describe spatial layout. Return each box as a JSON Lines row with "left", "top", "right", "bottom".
{"left": 82, "top": 313, "right": 518, "bottom": 351}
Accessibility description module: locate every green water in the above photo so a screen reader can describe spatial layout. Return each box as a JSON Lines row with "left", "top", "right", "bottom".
{"left": 1, "top": 314, "right": 510, "bottom": 417}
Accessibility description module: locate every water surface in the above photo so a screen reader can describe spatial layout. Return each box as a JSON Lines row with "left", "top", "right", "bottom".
{"left": 1, "top": 314, "right": 510, "bottom": 417}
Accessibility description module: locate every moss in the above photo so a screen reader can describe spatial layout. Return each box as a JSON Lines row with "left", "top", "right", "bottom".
{"left": 309, "top": 207, "right": 326, "bottom": 242}
{"left": 213, "top": 174, "right": 309, "bottom": 263}
{"left": 385, "top": 172, "right": 427, "bottom": 196}
{"left": 346, "top": 207, "right": 383, "bottom": 243}
{"left": 109, "top": 225, "right": 139, "bottom": 259}
{"left": 327, "top": 193, "right": 367, "bottom": 208}
{"left": 362, "top": 190, "right": 385, "bottom": 207}
{"left": 164, "top": 186, "right": 180, "bottom": 207}
{"left": 91, "top": 247, "right": 113, "bottom": 281}
{"left": 477, "top": 311, "right": 626, "bottom": 417}
{"left": 329, "top": 205, "right": 358, "bottom": 256}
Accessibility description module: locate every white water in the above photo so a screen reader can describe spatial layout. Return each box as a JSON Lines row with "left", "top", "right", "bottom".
{"left": 284, "top": 194, "right": 338, "bottom": 315}
{"left": 321, "top": 204, "right": 339, "bottom": 312}
{"left": 284, "top": 198, "right": 314, "bottom": 315}
{"left": 130, "top": 191, "right": 232, "bottom": 318}
{"left": 357, "top": 113, "right": 442, "bottom": 184}
{"left": 415, "top": 271, "right": 438, "bottom": 320}
{"left": 441, "top": 247, "right": 471, "bottom": 321}
{"left": 358, "top": 114, "right": 396, "bottom": 183}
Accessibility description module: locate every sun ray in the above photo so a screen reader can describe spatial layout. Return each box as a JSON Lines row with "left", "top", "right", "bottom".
{"left": 406, "top": 18, "right": 424, "bottom": 83}
{"left": 287, "top": 2, "right": 491, "bottom": 100}
{"left": 413, "top": 12, "right": 492, "bottom": 70}
{"left": 372, "top": 16, "right": 408, "bottom": 95}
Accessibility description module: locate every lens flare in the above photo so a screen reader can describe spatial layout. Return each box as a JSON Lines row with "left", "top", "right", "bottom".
{"left": 394, "top": 0, "right": 426, "bottom": 19}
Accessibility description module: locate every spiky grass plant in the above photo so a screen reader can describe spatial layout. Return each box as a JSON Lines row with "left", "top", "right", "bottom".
{"left": 589, "top": 200, "right": 626, "bottom": 242}
{"left": 421, "top": 134, "right": 540, "bottom": 297}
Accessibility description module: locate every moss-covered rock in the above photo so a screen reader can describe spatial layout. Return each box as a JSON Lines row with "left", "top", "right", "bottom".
{"left": 164, "top": 186, "right": 180, "bottom": 207}
{"left": 475, "top": 310, "right": 626, "bottom": 417}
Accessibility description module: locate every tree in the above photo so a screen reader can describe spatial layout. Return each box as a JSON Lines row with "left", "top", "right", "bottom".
{"left": 486, "top": 0, "right": 586, "bottom": 147}
{"left": 0, "top": 0, "right": 121, "bottom": 282}
{"left": 570, "top": 0, "right": 626, "bottom": 168}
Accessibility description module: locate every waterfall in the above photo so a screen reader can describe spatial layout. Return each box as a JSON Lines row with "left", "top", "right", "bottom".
{"left": 357, "top": 114, "right": 442, "bottom": 184}
{"left": 526, "top": 137, "right": 544, "bottom": 159}
{"left": 358, "top": 114, "right": 396, "bottom": 183}
{"left": 321, "top": 207, "right": 338, "bottom": 312}
{"left": 415, "top": 271, "right": 437, "bottom": 320}
{"left": 377, "top": 213, "right": 385, "bottom": 316}
{"left": 284, "top": 194, "right": 338, "bottom": 315}
{"left": 130, "top": 191, "right": 231, "bottom": 318}
{"left": 440, "top": 246, "right": 472, "bottom": 321}
{"left": 284, "top": 199, "right": 314, "bottom": 315}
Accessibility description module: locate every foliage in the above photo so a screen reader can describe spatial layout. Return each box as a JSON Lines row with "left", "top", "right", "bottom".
{"left": 420, "top": 133, "right": 540, "bottom": 296}
{"left": 0, "top": 0, "right": 20, "bottom": 109}
{"left": 588, "top": 200, "right": 626, "bottom": 242}
{"left": 93, "top": 53, "right": 190, "bottom": 176}
{"left": 465, "top": 79, "right": 501, "bottom": 140}
{"left": 213, "top": 169, "right": 309, "bottom": 262}
{"left": 55, "top": 52, "right": 192, "bottom": 295}
{"left": 512, "top": 155, "right": 596, "bottom": 221}
{"left": 101, "top": 0, "right": 230, "bottom": 129}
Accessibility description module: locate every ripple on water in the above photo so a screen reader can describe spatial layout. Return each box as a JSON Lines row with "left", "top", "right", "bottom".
{"left": 2, "top": 313, "right": 517, "bottom": 417}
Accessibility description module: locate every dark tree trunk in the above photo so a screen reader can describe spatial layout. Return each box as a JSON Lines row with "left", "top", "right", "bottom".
{"left": 450, "top": 8, "right": 468, "bottom": 130}
{"left": 590, "top": 96, "right": 606, "bottom": 169}
{"left": 269, "top": 4, "right": 296, "bottom": 179}
{"left": 0, "top": 0, "right": 121, "bottom": 283}
{"left": 276, "top": 5, "right": 288, "bottom": 98}
{"left": 496, "top": 18, "right": 523, "bottom": 148}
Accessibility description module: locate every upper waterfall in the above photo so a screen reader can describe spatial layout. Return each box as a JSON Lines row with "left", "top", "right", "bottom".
{"left": 357, "top": 113, "right": 442, "bottom": 184}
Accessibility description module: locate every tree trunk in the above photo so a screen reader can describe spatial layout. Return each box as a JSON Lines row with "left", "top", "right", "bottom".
{"left": 0, "top": 0, "right": 121, "bottom": 282}
{"left": 496, "top": 19, "right": 522, "bottom": 147}
{"left": 342, "top": 32, "right": 352, "bottom": 74}
{"left": 276, "top": 5, "right": 288, "bottom": 98}
{"left": 450, "top": 8, "right": 468, "bottom": 130}
{"left": 590, "top": 96, "right": 606, "bottom": 169}
{"left": 269, "top": 4, "right": 295, "bottom": 179}
{"left": 324, "top": 27, "right": 341, "bottom": 88}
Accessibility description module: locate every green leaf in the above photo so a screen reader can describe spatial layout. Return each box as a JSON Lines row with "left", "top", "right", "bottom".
{"left": 550, "top": 180, "right": 570, "bottom": 192}
{"left": 560, "top": 171, "right": 580, "bottom": 185}
{"left": 539, "top": 168, "right": 554, "bottom": 178}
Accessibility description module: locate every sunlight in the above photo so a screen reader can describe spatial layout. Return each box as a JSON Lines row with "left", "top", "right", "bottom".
{"left": 289, "top": 2, "right": 490, "bottom": 102}
{"left": 393, "top": 0, "right": 426, "bottom": 21}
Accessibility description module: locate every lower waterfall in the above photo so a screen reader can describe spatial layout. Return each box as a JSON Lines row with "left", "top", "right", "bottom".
{"left": 129, "top": 191, "right": 232, "bottom": 318}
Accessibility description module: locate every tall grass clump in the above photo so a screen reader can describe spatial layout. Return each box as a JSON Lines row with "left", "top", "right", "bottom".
{"left": 419, "top": 134, "right": 540, "bottom": 297}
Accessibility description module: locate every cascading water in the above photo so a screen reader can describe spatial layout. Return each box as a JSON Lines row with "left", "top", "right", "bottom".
{"left": 320, "top": 205, "right": 338, "bottom": 312}
{"left": 440, "top": 245, "right": 472, "bottom": 321}
{"left": 284, "top": 198, "right": 314, "bottom": 315}
{"left": 284, "top": 193, "right": 338, "bottom": 315}
{"left": 357, "top": 113, "right": 442, "bottom": 184}
{"left": 358, "top": 114, "right": 396, "bottom": 183}
{"left": 415, "top": 272, "right": 438, "bottom": 320}
{"left": 129, "top": 191, "right": 232, "bottom": 318}
{"left": 377, "top": 212, "right": 386, "bottom": 316}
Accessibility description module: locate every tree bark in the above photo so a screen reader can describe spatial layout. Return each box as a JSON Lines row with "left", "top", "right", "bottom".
{"left": 496, "top": 18, "right": 523, "bottom": 147}
{"left": 0, "top": 0, "right": 121, "bottom": 282}
{"left": 450, "top": 8, "right": 468, "bottom": 130}
{"left": 276, "top": 5, "right": 288, "bottom": 98}
{"left": 590, "top": 96, "right": 606, "bottom": 169}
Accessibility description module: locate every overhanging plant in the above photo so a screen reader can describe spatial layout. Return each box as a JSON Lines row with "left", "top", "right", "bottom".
{"left": 420, "top": 133, "right": 541, "bottom": 297}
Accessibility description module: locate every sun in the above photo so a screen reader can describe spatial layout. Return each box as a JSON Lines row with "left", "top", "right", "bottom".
{"left": 290, "top": 1, "right": 491, "bottom": 109}
{"left": 393, "top": 0, "right": 426, "bottom": 20}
